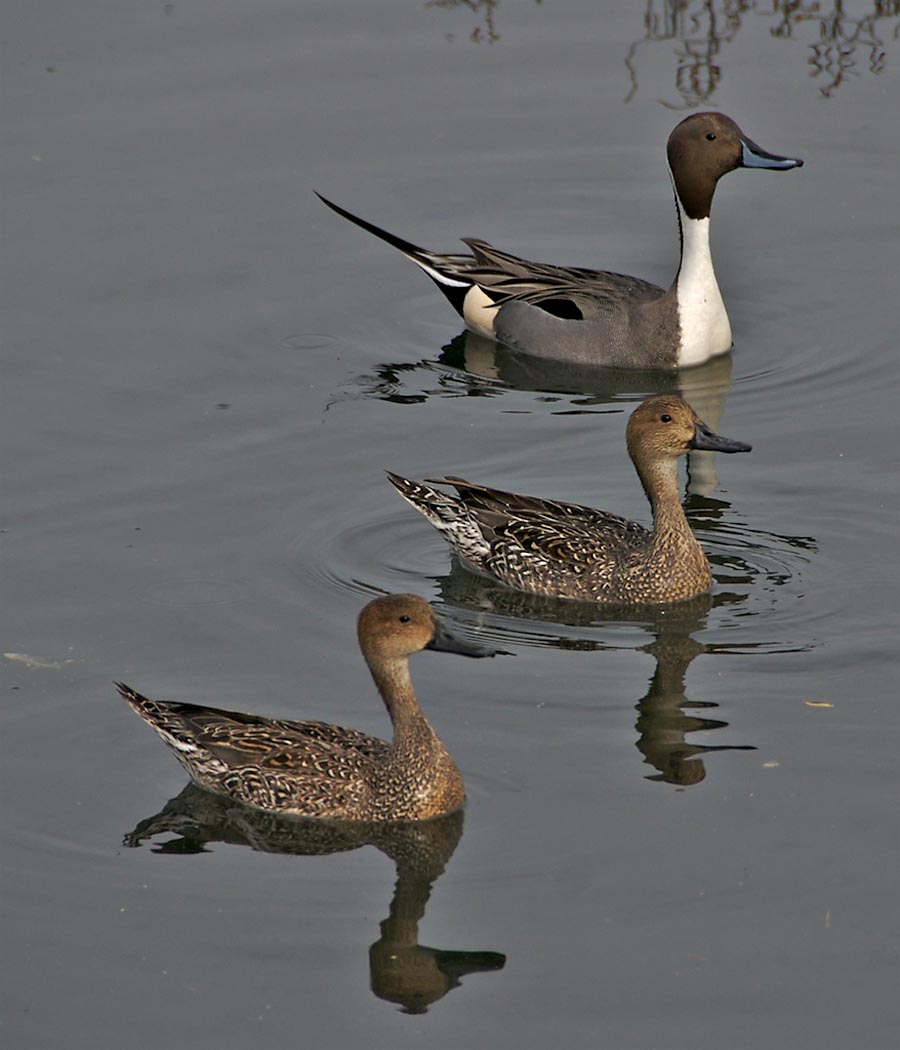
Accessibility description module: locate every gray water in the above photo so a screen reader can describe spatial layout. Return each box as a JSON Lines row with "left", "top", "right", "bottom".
{"left": 3, "top": 2, "right": 898, "bottom": 1048}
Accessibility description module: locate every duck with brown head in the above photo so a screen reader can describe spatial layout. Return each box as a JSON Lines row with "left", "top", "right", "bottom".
{"left": 388, "top": 395, "right": 751, "bottom": 604}
{"left": 117, "top": 594, "right": 505, "bottom": 822}
{"left": 317, "top": 112, "right": 802, "bottom": 369}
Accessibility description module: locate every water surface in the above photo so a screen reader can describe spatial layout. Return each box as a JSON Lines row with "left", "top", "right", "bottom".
{"left": 3, "top": 2, "right": 898, "bottom": 1048}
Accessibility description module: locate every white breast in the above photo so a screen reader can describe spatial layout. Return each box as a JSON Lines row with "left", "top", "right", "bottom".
{"left": 675, "top": 210, "right": 732, "bottom": 368}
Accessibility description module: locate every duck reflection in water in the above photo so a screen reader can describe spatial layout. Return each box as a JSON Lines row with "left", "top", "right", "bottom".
{"left": 125, "top": 790, "right": 505, "bottom": 1013}
{"left": 445, "top": 332, "right": 736, "bottom": 499}
{"left": 629, "top": 594, "right": 756, "bottom": 785}
{"left": 344, "top": 332, "right": 735, "bottom": 497}
{"left": 433, "top": 566, "right": 755, "bottom": 786}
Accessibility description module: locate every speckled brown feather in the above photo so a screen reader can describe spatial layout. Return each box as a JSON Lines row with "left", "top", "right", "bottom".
{"left": 389, "top": 396, "right": 751, "bottom": 604}
{"left": 117, "top": 595, "right": 501, "bottom": 821}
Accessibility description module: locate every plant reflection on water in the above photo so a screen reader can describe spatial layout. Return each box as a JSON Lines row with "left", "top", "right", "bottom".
{"left": 424, "top": 0, "right": 900, "bottom": 102}
{"left": 125, "top": 794, "right": 505, "bottom": 1014}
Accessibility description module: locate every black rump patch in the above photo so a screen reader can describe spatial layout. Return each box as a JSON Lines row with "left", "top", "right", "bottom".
{"left": 428, "top": 279, "right": 469, "bottom": 317}
{"left": 536, "top": 298, "right": 584, "bottom": 321}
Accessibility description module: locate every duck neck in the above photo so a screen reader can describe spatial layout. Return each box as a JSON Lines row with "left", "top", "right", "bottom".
{"left": 669, "top": 175, "right": 732, "bottom": 367}
{"left": 634, "top": 454, "right": 697, "bottom": 553}
{"left": 367, "top": 657, "right": 438, "bottom": 749}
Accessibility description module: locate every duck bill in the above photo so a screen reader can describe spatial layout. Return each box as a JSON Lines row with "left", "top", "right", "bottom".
{"left": 690, "top": 422, "right": 752, "bottom": 454}
{"left": 426, "top": 618, "right": 507, "bottom": 658}
{"left": 740, "top": 136, "right": 803, "bottom": 171}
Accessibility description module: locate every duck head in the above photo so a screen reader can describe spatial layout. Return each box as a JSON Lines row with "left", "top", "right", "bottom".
{"left": 626, "top": 395, "right": 752, "bottom": 462}
{"left": 357, "top": 594, "right": 505, "bottom": 662}
{"left": 667, "top": 112, "right": 803, "bottom": 221}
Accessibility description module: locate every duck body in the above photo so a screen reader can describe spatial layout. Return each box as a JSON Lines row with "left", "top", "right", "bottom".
{"left": 118, "top": 595, "right": 503, "bottom": 822}
{"left": 388, "top": 475, "right": 707, "bottom": 604}
{"left": 458, "top": 251, "right": 683, "bottom": 369}
{"left": 389, "top": 396, "right": 752, "bottom": 604}
{"left": 317, "top": 112, "right": 802, "bottom": 370}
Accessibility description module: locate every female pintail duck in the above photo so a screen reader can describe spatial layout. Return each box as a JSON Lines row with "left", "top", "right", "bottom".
{"left": 117, "top": 594, "right": 504, "bottom": 821}
{"left": 318, "top": 112, "right": 802, "bottom": 370}
{"left": 388, "top": 396, "right": 751, "bottom": 604}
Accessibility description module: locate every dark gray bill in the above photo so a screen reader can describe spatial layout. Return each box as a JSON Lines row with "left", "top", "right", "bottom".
{"left": 740, "top": 136, "right": 803, "bottom": 171}
{"left": 427, "top": 617, "right": 509, "bottom": 658}
{"left": 689, "top": 421, "right": 752, "bottom": 454}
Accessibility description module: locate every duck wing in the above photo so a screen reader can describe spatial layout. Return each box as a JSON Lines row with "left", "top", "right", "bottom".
{"left": 163, "top": 705, "right": 390, "bottom": 769}
{"left": 118, "top": 686, "right": 388, "bottom": 771}
{"left": 461, "top": 239, "right": 665, "bottom": 315}
{"left": 434, "top": 477, "right": 650, "bottom": 565}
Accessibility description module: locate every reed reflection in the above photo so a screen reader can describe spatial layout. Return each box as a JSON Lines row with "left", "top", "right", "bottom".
{"left": 625, "top": 0, "right": 899, "bottom": 105}
{"left": 125, "top": 791, "right": 505, "bottom": 1013}
{"left": 423, "top": 0, "right": 898, "bottom": 99}
{"left": 425, "top": 0, "right": 503, "bottom": 44}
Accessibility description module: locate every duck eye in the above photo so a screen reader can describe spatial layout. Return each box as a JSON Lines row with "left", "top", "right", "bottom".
{"left": 706, "top": 132, "right": 716, "bottom": 141}
{"left": 398, "top": 615, "right": 411, "bottom": 624}
{"left": 660, "top": 413, "right": 672, "bottom": 423}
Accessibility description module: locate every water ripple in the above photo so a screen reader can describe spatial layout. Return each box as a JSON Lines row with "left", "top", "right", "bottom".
{"left": 288, "top": 490, "right": 818, "bottom": 656}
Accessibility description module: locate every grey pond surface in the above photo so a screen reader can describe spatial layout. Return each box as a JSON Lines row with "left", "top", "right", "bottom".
{"left": 3, "top": 2, "right": 898, "bottom": 1048}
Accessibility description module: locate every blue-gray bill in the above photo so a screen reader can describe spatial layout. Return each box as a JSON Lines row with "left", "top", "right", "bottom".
{"left": 740, "top": 137, "right": 804, "bottom": 171}
{"left": 689, "top": 422, "right": 752, "bottom": 454}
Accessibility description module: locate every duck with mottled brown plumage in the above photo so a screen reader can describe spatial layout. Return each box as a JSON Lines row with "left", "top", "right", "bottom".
{"left": 388, "top": 396, "right": 751, "bottom": 605}
{"left": 117, "top": 594, "right": 505, "bottom": 822}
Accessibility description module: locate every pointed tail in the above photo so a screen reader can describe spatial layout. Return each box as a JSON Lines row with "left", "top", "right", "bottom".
{"left": 316, "top": 193, "right": 472, "bottom": 316}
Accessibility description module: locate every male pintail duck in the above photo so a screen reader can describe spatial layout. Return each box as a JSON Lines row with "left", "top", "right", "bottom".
{"left": 117, "top": 594, "right": 505, "bottom": 821}
{"left": 318, "top": 112, "right": 802, "bottom": 370}
{"left": 388, "top": 396, "right": 751, "bottom": 604}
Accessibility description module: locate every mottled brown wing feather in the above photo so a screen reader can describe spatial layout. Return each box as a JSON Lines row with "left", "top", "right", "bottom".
{"left": 433, "top": 478, "right": 650, "bottom": 563}
{"left": 172, "top": 707, "right": 390, "bottom": 770}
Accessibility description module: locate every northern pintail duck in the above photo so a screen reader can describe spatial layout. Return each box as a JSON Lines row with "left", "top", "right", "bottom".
{"left": 318, "top": 112, "right": 802, "bottom": 369}
{"left": 388, "top": 396, "right": 751, "bottom": 604}
{"left": 117, "top": 594, "right": 504, "bottom": 821}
